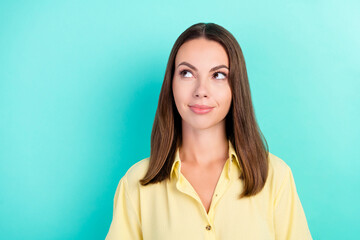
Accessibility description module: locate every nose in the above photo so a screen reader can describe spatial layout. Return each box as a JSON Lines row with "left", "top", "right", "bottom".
{"left": 193, "top": 79, "right": 208, "bottom": 98}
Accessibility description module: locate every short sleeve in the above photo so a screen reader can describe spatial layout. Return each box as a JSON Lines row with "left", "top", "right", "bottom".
{"left": 105, "top": 176, "right": 142, "bottom": 240}
{"left": 274, "top": 166, "right": 312, "bottom": 240}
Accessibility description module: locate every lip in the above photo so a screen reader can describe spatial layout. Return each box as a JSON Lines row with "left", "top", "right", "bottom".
{"left": 189, "top": 104, "right": 214, "bottom": 114}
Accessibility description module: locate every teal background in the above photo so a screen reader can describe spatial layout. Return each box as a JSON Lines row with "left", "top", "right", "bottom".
{"left": 1, "top": 0, "right": 359, "bottom": 239}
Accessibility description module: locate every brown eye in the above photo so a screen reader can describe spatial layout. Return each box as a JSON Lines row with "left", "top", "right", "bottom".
{"left": 180, "top": 70, "right": 193, "bottom": 78}
{"left": 214, "top": 72, "right": 227, "bottom": 80}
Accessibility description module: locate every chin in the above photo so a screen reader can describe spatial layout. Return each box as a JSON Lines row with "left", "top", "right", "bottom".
{"left": 185, "top": 120, "right": 222, "bottom": 131}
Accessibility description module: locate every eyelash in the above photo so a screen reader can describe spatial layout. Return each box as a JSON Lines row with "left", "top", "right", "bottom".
{"left": 179, "top": 70, "right": 227, "bottom": 79}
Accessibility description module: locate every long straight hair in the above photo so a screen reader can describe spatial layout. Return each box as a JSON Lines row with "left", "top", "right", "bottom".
{"left": 139, "top": 23, "right": 269, "bottom": 198}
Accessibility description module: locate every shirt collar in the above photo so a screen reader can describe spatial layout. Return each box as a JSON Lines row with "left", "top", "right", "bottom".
{"left": 170, "top": 140, "right": 241, "bottom": 181}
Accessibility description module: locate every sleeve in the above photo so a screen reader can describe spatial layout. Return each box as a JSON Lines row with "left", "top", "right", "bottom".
{"left": 105, "top": 176, "right": 142, "bottom": 240}
{"left": 274, "top": 166, "right": 312, "bottom": 240}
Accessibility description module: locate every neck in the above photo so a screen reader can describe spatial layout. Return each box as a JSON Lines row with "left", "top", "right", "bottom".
{"left": 179, "top": 120, "right": 229, "bottom": 166}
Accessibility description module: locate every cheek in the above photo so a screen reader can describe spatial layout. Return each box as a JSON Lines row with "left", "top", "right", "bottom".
{"left": 172, "top": 80, "right": 186, "bottom": 109}
{"left": 173, "top": 80, "right": 191, "bottom": 105}
{"left": 216, "top": 86, "right": 232, "bottom": 106}
{"left": 172, "top": 81, "right": 180, "bottom": 103}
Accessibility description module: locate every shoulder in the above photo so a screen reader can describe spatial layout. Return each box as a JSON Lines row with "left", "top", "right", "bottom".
{"left": 122, "top": 157, "right": 150, "bottom": 182}
{"left": 110, "top": 158, "right": 150, "bottom": 220}
{"left": 268, "top": 152, "right": 291, "bottom": 176}
{"left": 121, "top": 157, "right": 150, "bottom": 193}
{"left": 266, "top": 152, "right": 293, "bottom": 191}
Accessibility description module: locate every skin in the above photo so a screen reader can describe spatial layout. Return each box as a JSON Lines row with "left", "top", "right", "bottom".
{"left": 172, "top": 37, "right": 232, "bottom": 213}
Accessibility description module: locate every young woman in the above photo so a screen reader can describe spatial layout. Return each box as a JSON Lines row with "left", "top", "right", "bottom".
{"left": 106, "top": 23, "right": 312, "bottom": 240}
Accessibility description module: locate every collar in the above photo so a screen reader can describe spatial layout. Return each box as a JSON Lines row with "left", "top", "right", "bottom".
{"left": 170, "top": 140, "right": 241, "bottom": 181}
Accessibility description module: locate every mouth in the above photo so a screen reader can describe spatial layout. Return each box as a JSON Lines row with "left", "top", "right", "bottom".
{"left": 189, "top": 104, "right": 214, "bottom": 114}
{"left": 189, "top": 104, "right": 214, "bottom": 109}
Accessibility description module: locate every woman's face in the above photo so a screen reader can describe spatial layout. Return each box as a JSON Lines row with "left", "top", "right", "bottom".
{"left": 172, "top": 37, "right": 232, "bottom": 131}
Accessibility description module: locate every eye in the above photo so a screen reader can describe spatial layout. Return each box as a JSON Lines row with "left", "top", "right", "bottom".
{"left": 213, "top": 71, "right": 227, "bottom": 80}
{"left": 180, "top": 70, "right": 193, "bottom": 78}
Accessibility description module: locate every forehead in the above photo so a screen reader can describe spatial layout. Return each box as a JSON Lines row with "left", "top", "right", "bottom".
{"left": 175, "top": 38, "right": 229, "bottom": 67}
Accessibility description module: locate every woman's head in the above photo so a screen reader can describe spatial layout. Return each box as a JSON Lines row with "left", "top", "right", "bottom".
{"left": 158, "top": 23, "right": 254, "bottom": 145}
{"left": 141, "top": 23, "right": 269, "bottom": 198}
{"left": 172, "top": 37, "right": 232, "bottom": 132}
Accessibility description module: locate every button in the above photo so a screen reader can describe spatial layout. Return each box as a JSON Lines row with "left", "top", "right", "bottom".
{"left": 205, "top": 225, "right": 211, "bottom": 231}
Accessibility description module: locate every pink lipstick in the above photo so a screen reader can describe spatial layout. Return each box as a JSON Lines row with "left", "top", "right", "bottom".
{"left": 189, "top": 104, "right": 214, "bottom": 114}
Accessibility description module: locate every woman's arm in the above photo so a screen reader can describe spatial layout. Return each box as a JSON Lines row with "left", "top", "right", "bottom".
{"left": 274, "top": 166, "right": 312, "bottom": 240}
{"left": 105, "top": 176, "right": 142, "bottom": 240}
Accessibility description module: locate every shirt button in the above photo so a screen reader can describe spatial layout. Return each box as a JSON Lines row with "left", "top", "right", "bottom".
{"left": 205, "top": 225, "right": 212, "bottom": 231}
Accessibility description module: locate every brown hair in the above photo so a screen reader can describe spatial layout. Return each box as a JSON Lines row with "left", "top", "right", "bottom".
{"left": 139, "top": 22, "right": 269, "bottom": 198}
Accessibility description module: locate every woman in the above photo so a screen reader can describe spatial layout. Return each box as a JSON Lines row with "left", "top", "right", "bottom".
{"left": 106, "top": 23, "right": 312, "bottom": 239}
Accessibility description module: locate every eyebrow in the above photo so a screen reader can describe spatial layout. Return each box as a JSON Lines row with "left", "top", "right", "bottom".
{"left": 177, "top": 61, "right": 229, "bottom": 72}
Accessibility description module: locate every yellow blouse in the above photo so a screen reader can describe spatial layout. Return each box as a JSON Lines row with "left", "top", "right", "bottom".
{"left": 105, "top": 141, "right": 312, "bottom": 239}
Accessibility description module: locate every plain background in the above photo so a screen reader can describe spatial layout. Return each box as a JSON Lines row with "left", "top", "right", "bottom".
{"left": 1, "top": 0, "right": 359, "bottom": 239}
